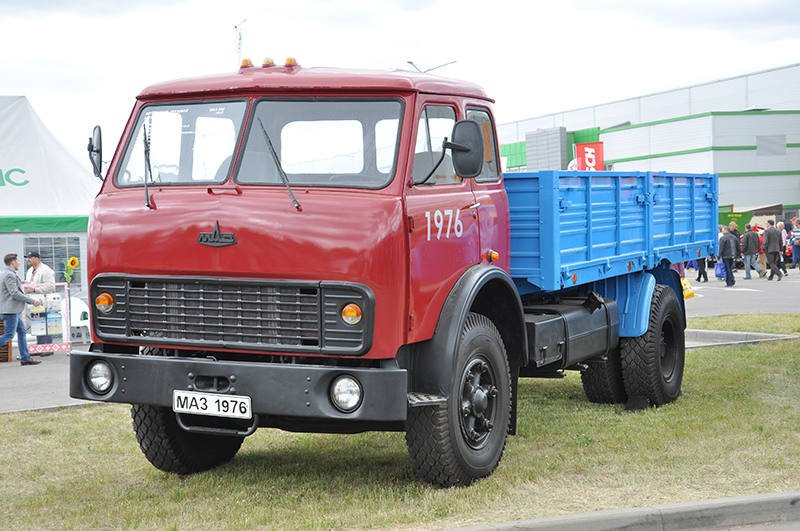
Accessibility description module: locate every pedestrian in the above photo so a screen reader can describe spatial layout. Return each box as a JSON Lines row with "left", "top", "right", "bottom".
{"left": 791, "top": 219, "right": 800, "bottom": 269}
{"left": 728, "top": 222, "right": 741, "bottom": 268}
{"left": 23, "top": 251, "right": 55, "bottom": 294}
{"left": 728, "top": 221, "right": 741, "bottom": 243}
{"left": 777, "top": 222, "right": 789, "bottom": 275}
{"left": 695, "top": 255, "right": 708, "bottom": 282}
{"left": 763, "top": 220, "right": 783, "bottom": 281}
{"left": 718, "top": 227, "right": 737, "bottom": 287}
{"left": 1, "top": 253, "right": 42, "bottom": 366}
{"left": 757, "top": 228, "right": 768, "bottom": 271}
{"left": 741, "top": 224, "right": 764, "bottom": 279}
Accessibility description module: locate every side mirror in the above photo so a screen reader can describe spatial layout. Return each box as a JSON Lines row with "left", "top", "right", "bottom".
{"left": 88, "top": 125, "right": 103, "bottom": 180}
{"left": 447, "top": 120, "right": 483, "bottom": 178}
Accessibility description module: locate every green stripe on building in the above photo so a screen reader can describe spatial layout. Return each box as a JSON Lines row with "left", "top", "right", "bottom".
{"left": 601, "top": 110, "right": 800, "bottom": 134}
{"left": 0, "top": 216, "right": 89, "bottom": 233}
{"left": 606, "top": 144, "right": 800, "bottom": 165}
{"left": 718, "top": 170, "right": 800, "bottom": 178}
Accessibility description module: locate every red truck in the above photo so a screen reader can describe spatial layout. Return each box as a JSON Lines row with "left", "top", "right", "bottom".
{"left": 72, "top": 58, "right": 717, "bottom": 487}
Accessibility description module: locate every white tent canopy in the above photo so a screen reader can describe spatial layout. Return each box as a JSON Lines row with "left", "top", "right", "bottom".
{"left": 0, "top": 96, "right": 99, "bottom": 231}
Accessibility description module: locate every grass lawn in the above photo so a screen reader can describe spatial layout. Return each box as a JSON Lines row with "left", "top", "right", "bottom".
{"left": 688, "top": 313, "right": 800, "bottom": 335}
{"left": 2, "top": 339, "right": 800, "bottom": 529}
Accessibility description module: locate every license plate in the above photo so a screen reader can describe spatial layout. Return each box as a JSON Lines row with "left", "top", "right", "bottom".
{"left": 173, "top": 390, "right": 252, "bottom": 420}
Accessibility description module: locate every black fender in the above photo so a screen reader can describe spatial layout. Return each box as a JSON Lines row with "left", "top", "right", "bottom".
{"left": 410, "top": 264, "right": 527, "bottom": 398}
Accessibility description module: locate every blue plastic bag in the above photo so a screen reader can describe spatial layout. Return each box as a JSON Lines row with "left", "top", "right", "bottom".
{"left": 714, "top": 261, "right": 726, "bottom": 279}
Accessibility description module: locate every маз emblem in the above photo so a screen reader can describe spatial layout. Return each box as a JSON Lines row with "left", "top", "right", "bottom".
{"left": 197, "top": 221, "right": 237, "bottom": 247}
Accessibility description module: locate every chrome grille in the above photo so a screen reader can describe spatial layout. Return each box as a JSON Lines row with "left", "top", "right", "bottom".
{"left": 92, "top": 276, "right": 373, "bottom": 355}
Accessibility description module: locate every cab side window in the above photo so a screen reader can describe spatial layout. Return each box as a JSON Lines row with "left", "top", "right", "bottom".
{"left": 466, "top": 108, "right": 500, "bottom": 182}
{"left": 413, "top": 105, "right": 458, "bottom": 185}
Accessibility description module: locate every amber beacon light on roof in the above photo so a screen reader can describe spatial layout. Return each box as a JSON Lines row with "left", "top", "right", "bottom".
{"left": 240, "top": 56, "right": 298, "bottom": 69}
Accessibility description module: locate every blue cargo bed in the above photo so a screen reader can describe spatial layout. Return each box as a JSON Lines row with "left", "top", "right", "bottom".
{"left": 506, "top": 171, "right": 718, "bottom": 295}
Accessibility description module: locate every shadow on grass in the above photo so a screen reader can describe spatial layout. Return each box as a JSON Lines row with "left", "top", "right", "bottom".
{"left": 202, "top": 378, "right": 624, "bottom": 490}
{"left": 202, "top": 433, "right": 421, "bottom": 490}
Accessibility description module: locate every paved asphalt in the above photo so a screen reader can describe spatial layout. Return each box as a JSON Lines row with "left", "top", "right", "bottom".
{"left": 685, "top": 265, "right": 800, "bottom": 317}
{"left": 0, "top": 348, "right": 86, "bottom": 413}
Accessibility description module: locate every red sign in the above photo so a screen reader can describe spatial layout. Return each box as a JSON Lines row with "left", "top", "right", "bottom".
{"left": 575, "top": 142, "right": 605, "bottom": 171}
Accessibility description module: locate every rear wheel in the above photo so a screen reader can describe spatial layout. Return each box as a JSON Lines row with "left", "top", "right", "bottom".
{"left": 405, "top": 313, "right": 511, "bottom": 487}
{"left": 580, "top": 348, "right": 627, "bottom": 404}
{"left": 620, "top": 284, "right": 685, "bottom": 406}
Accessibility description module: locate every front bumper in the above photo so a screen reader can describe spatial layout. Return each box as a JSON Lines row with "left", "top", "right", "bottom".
{"left": 69, "top": 350, "right": 407, "bottom": 422}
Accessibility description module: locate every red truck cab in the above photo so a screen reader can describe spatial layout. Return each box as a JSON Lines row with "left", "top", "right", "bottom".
{"left": 73, "top": 61, "right": 521, "bottom": 486}
{"left": 90, "top": 62, "right": 509, "bottom": 357}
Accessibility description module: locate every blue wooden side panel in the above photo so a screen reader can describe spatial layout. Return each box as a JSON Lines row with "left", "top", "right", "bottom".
{"left": 505, "top": 173, "right": 543, "bottom": 283}
{"left": 556, "top": 171, "right": 651, "bottom": 290}
{"left": 506, "top": 170, "right": 718, "bottom": 296}
{"left": 506, "top": 172, "right": 560, "bottom": 293}
{"left": 650, "top": 172, "right": 718, "bottom": 265}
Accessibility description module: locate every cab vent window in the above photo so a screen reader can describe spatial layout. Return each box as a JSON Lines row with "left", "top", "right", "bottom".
{"left": 466, "top": 108, "right": 500, "bottom": 182}
{"left": 413, "top": 105, "right": 459, "bottom": 185}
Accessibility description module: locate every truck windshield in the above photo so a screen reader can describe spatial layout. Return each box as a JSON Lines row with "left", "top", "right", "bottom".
{"left": 236, "top": 99, "right": 403, "bottom": 189}
{"left": 116, "top": 101, "right": 246, "bottom": 186}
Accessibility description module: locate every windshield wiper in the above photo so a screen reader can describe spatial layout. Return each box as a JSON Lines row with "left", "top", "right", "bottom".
{"left": 142, "top": 127, "right": 153, "bottom": 209}
{"left": 256, "top": 117, "right": 302, "bottom": 211}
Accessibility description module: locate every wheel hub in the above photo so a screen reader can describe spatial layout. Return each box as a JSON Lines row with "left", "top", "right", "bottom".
{"left": 471, "top": 388, "right": 489, "bottom": 416}
{"left": 459, "top": 357, "right": 498, "bottom": 450}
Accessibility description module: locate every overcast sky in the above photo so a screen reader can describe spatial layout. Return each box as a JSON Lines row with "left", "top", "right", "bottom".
{"left": 2, "top": 0, "right": 799, "bottom": 173}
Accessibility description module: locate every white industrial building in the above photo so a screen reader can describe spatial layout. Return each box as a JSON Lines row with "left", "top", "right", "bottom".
{"left": 498, "top": 63, "right": 800, "bottom": 212}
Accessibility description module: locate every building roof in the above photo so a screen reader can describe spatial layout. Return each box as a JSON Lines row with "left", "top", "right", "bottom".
{"left": 500, "top": 62, "right": 800, "bottom": 128}
{"left": 139, "top": 65, "right": 492, "bottom": 101}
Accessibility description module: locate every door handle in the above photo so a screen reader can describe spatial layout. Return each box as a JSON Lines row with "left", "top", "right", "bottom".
{"left": 462, "top": 202, "right": 481, "bottom": 211}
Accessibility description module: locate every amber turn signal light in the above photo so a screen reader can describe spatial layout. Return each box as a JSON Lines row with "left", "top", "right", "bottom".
{"left": 341, "top": 303, "right": 363, "bottom": 325}
{"left": 95, "top": 292, "right": 115, "bottom": 314}
{"left": 481, "top": 250, "right": 500, "bottom": 263}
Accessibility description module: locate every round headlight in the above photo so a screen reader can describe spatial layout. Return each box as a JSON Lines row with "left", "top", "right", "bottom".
{"left": 341, "top": 303, "right": 362, "bottom": 325}
{"left": 87, "top": 361, "right": 114, "bottom": 394}
{"left": 94, "top": 292, "right": 115, "bottom": 314}
{"left": 330, "top": 375, "right": 362, "bottom": 413}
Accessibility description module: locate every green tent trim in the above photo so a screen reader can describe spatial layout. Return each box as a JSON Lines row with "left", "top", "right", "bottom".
{"left": 0, "top": 216, "right": 89, "bottom": 233}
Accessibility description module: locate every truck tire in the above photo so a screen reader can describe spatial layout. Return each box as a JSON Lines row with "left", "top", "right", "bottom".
{"left": 620, "top": 284, "right": 685, "bottom": 406}
{"left": 130, "top": 347, "right": 243, "bottom": 474}
{"left": 580, "top": 349, "right": 627, "bottom": 404}
{"left": 131, "top": 405, "right": 244, "bottom": 474}
{"left": 405, "top": 313, "right": 511, "bottom": 487}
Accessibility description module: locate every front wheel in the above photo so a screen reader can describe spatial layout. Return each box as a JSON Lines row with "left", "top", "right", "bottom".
{"left": 405, "top": 313, "right": 511, "bottom": 487}
{"left": 131, "top": 404, "right": 244, "bottom": 474}
{"left": 620, "top": 284, "right": 685, "bottom": 406}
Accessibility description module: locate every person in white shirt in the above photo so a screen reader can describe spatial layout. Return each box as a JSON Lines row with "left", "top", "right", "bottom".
{"left": 23, "top": 251, "right": 55, "bottom": 294}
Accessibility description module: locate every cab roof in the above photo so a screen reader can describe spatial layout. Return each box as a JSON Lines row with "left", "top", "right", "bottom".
{"left": 138, "top": 65, "right": 492, "bottom": 101}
